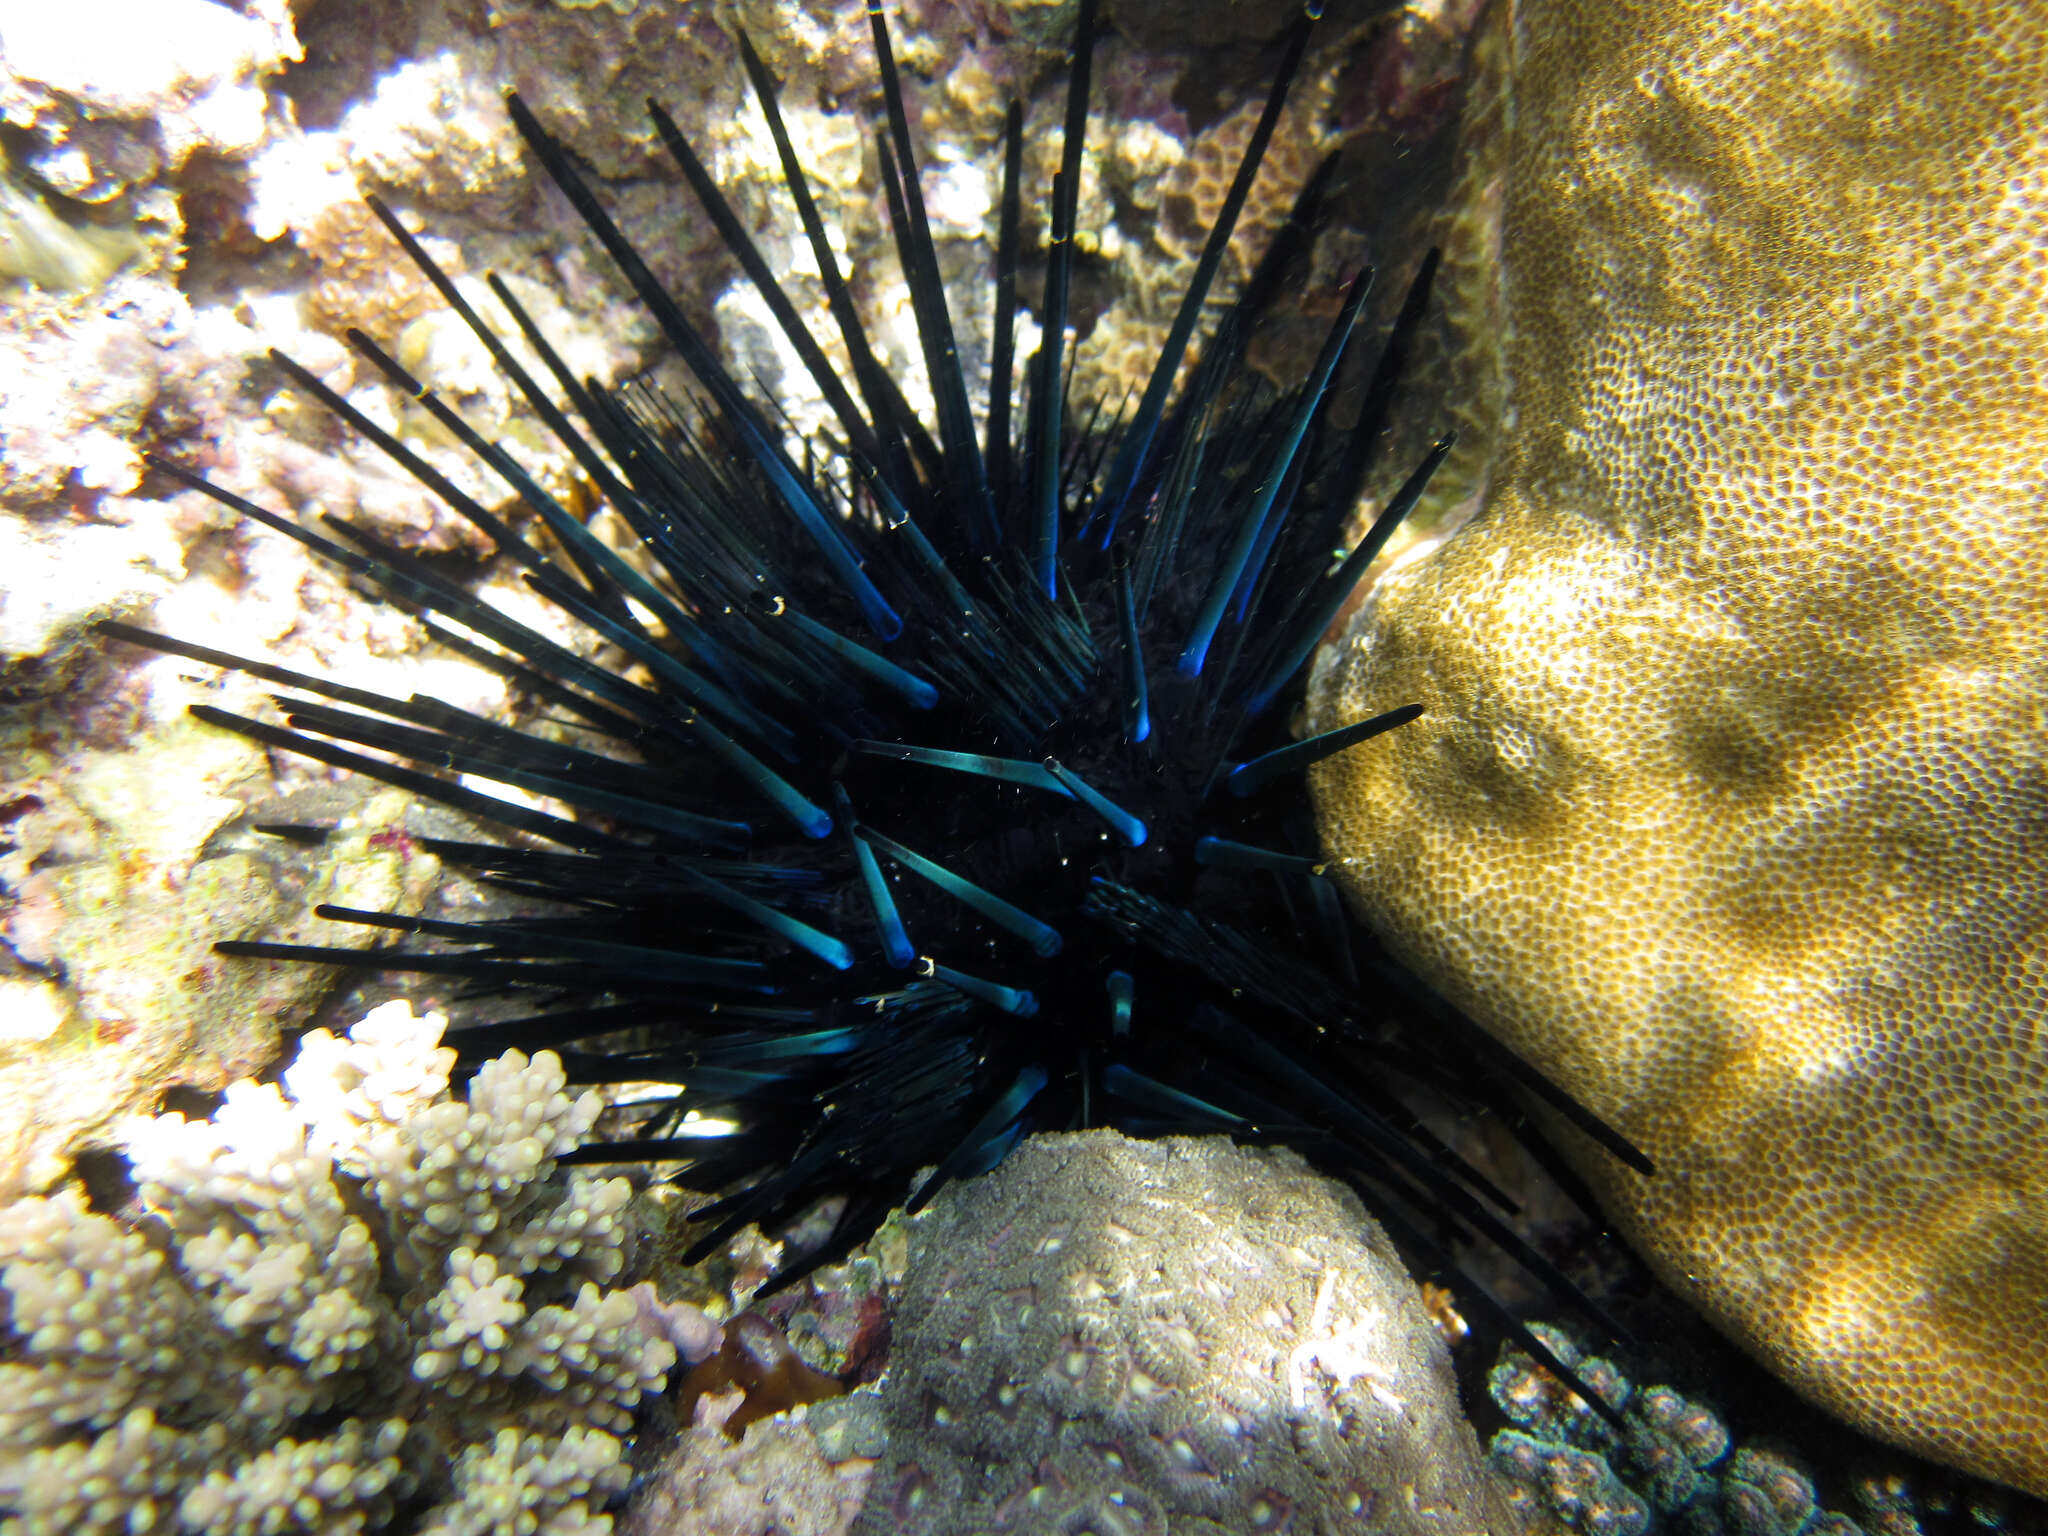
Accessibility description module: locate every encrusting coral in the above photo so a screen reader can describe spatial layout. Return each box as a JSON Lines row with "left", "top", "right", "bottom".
{"left": 0, "top": 1000, "right": 676, "bottom": 1535}
{"left": 1307, "top": 0, "right": 2048, "bottom": 1497}
{"left": 1485, "top": 1325, "right": 2016, "bottom": 1536}
{"left": 854, "top": 1130, "right": 1519, "bottom": 1536}
{"left": 1490, "top": 1326, "right": 1844, "bottom": 1536}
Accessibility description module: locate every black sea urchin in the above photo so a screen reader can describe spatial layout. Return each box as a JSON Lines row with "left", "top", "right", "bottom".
{"left": 104, "top": 0, "right": 1644, "bottom": 1395}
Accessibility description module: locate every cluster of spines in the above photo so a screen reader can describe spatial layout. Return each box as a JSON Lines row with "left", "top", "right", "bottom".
{"left": 105, "top": 0, "right": 1646, "bottom": 1407}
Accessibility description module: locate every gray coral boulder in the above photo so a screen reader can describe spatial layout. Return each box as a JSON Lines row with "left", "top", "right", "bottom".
{"left": 857, "top": 1130, "right": 1522, "bottom": 1536}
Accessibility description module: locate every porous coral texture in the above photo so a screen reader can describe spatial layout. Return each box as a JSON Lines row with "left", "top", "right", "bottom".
{"left": 853, "top": 1130, "right": 1518, "bottom": 1536}
{"left": 0, "top": 1001, "right": 675, "bottom": 1535}
{"left": 1307, "top": 0, "right": 2048, "bottom": 1498}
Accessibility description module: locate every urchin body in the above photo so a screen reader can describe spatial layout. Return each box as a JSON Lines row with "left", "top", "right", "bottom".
{"left": 105, "top": 0, "right": 1640, "bottom": 1404}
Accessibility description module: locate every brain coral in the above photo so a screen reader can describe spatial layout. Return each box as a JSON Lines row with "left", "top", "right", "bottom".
{"left": 1306, "top": 0, "right": 2048, "bottom": 1499}
{"left": 854, "top": 1130, "right": 1518, "bottom": 1536}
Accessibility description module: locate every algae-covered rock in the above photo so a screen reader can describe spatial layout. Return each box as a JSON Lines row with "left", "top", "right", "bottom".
{"left": 0, "top": 698, "right": 443, "bottom": 1197}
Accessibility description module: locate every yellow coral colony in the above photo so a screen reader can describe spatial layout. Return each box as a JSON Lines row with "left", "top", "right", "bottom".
{"left": 1307, "top": 0, "right": 2048, "bottom": 1499}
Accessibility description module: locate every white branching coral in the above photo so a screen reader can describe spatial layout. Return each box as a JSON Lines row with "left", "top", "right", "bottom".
{"left": 0, "top": 1001, "right": 676, "bottom": 1536}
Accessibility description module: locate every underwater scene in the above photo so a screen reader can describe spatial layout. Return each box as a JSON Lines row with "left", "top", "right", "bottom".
{"left": 0, "top": 0, "right": 2041, "bottom": 1531}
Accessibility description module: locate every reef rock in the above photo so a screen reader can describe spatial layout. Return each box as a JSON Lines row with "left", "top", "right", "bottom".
{"left": 854, "top": 1130, "right": 1518, "bottom": 1536}
{"left": 1307, "top": 0, "right": 2048, "bottom": 1499}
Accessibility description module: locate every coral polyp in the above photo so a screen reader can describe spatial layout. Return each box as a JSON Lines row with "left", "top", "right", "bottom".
{"left": 105, "top": 0, "right": 1637, "bottom": 1390}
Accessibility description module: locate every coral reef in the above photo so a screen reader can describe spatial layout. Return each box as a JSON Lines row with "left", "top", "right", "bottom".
{"left": 613, "top": 1228, "right": 886, "bottom": 1536}
{"left": 0, "top": 0, "right": 1418, "bottom": 1210}
{"left": 1306, "top": 0, "right": 2048, "bottom": 1496}
{"left": 0, "top": 1000, "right": 675, "bottom": 1534}
{"left": 0, "top": 0, "right": 684, "bottom": 1198}
{"left": 1492, "top": 1326, "right": 1837, "bottom": 1536}
{"left": 0, "top": 0, "right": 298, "bottom": 509}
{"left": 853, "top": 1130, "right": 1517, "bottom": 1536}
{"left": 0, "top": 0, "right": 296, "bottom": 204}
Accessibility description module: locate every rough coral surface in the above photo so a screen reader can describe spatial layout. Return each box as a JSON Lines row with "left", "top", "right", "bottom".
{"left": 1306, "top": 0, "right": 2048, "bottom": 1497}
{"left": 853, "top": 1130, "right": 1518, "bottom": 1536}
{"left": 0, "top": 1001, "right": 675, "bottom": 1535}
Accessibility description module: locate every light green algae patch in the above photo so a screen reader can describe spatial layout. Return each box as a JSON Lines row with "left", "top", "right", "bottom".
{"left": 0, "top": 683, "right": 444, "bottom": 1197}
{"left": 0, "top": 167, "right": 145, "bottom": 291}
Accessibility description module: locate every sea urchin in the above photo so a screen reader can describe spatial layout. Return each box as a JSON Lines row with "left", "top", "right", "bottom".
{"left": 103, "top": 0, "right": 1644, "bottom": 1394}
